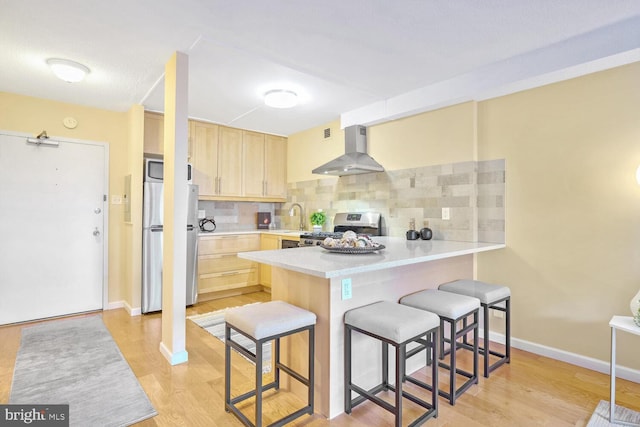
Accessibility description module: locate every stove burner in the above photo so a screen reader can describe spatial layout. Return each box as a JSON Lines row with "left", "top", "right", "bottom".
{"left": 299, "top": 231, "right": 344, "bottom": 247}
{"left": 300, "top": 231, "right": 343, "bottom": 239}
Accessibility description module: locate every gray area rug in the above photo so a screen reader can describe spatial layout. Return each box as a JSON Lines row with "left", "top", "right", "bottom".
{"left": 587, "top": 400, "right": 640, "bottom": 426}
{"left": 188, "top": 304, "right": 272, "bottom": 373}
{"left": 10, "top": 315, "right": 157, "bottom": 426}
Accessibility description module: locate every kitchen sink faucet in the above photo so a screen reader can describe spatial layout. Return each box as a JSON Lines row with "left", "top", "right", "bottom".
{"left": 288, "top": 203, "right": 305, "bottom": 230}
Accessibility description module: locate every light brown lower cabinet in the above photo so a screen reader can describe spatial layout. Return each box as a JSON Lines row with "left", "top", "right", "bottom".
{"left": 197, "top": 234, "right": 260, "bottom": 301}
{"left": 259, "top": 233, "right": 300, "bottom": 289}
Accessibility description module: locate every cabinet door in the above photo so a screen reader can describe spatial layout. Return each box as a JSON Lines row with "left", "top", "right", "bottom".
{"left": 264, "top": 135, "right": 287, "bottom": 199}
{"left": 190, "top": 120, "right": 219, "bottom": 196}
{"left": 242, "top": 130, "right": 265, "bottom": 198}
{"left": 144, "top": 112, "right": 164, "bottom": 155}
{"left": 218, "top": 126, "right": 243, "bottom": 197}
{"left": 259, "top": 234, "right": 281, "bottom": 287}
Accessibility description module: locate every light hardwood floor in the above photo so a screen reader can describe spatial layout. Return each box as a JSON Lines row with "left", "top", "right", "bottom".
{"left": 1, "top": 291, "right": 639, "bottom": 426}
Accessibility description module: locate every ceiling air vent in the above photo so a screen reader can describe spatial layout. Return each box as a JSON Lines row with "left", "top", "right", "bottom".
{"left": 323, "top": 128, "right": 331, "bottom": 139}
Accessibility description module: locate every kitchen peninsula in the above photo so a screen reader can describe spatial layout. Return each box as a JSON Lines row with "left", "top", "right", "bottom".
{"left": 239, "top": 237, "right": 505, "bottom": 418}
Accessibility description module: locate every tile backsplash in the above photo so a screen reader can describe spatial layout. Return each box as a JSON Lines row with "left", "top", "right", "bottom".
{"left": 285, "top": 159, "right": 505, "bottom": 243}
{"left": 197, "top": 159, "right": 505, "bottom": 243}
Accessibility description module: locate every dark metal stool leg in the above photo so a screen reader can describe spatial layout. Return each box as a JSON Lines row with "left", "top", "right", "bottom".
{"left": 483, "top": 303, "right": 490, "bottom": 377}
{"left": 344, "top": 324, "right": 352, "bottom": 414}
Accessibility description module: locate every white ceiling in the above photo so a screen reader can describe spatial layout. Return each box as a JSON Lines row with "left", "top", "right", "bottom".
{"left": 2, "top": 1, "right": 639, "bottom": 136}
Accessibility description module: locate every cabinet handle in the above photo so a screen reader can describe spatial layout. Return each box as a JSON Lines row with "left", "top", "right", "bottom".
{"left": 221, "top": 271, "right": 239, "bottom": 277}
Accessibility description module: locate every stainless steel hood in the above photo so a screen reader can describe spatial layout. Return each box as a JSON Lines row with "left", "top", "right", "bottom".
{"left": 312, "top": 125, "right": 384, "bottom": 176}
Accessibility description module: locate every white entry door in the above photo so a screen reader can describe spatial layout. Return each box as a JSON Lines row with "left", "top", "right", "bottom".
{"left": 0, "top": 132, "right": 107, "bottom": 325}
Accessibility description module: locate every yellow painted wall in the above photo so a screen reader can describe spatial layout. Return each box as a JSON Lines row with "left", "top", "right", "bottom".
{"left": 0, "top": 91, "right": 132, "bottom": 305}
{"left": 287, "top": 65, "right": 640, "bottom": 371}
{"left": 476, "top": 62, "right": 640, "bottom": 370}
{"left": 287, "top": 102, "right": 476, "bottom": 183}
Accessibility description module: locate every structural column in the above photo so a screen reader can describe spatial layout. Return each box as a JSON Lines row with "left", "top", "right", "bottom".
{"left": 160, "top": 51, "right": 189, "bottom": 365}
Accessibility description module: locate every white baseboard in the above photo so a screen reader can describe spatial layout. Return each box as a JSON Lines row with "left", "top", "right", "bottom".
{"left": 159, "top": 341, "right": 189, "bottom": 366}
{"left": 104, "top": 300, "right": 141, "bottom": 316}
{"left": 483, "top": 328, "right": 640, "bottom": 384}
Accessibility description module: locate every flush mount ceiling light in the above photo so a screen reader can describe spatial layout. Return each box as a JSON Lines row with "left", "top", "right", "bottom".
{"left": 264, "top": 89, "right": 298, "bottom": 109}
{"left": 46, "top": 58, "right": 90, "bottom": 83}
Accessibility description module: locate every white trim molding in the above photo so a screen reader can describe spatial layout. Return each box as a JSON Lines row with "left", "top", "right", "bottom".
{"left": 484, "top": 329, "right": 640, "bottom": 384}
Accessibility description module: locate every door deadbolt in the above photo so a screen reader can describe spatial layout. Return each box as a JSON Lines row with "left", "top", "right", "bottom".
{"left": 93, "top": 227, "right": 100, "bottom": 236}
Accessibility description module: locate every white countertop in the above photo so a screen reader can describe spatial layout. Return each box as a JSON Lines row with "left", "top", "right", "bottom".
{"left": 238, "top": 237, "right": 505, "bottom": 278}
{"left": 198, "top": 230, "right": 302, "bottom": 237}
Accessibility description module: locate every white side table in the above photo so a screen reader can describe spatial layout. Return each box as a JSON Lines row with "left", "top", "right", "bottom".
{"left": 609, "top": 315, "right": 640, "bottom": 426}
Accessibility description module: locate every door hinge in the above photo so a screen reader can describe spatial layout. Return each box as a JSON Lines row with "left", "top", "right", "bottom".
{"left": 103, "top": 194, "right": 107, "bottom": 202}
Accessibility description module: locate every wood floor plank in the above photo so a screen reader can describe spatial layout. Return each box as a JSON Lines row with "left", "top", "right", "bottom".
{"left": 1, "top": 291, "right": 639, "bottom": 426}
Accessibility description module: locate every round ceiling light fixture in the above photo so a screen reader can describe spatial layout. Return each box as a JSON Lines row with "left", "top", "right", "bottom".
{"left": 46, "top": 58, "right": 90, "bottom": 83}
{"left": 264, "top": 89, "right": 298, "bottom": 109}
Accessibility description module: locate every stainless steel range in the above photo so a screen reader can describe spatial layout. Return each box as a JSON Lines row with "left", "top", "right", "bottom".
{"left": 299, "top": 212, "right": 382, "bottom": 246}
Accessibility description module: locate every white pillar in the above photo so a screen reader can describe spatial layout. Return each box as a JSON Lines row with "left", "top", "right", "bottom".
{"left": 160, "top": 51, "right": 189, "bottom": 365}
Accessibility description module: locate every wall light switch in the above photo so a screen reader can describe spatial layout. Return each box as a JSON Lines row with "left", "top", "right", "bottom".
{"left": 341, "top": 278, "right": 352, "bottom": 300}
{"left": 442, "top": 207, "right": 450, "bottom": 220}
{"left": 111, "top": 195, "right": 122, "bottom": 205}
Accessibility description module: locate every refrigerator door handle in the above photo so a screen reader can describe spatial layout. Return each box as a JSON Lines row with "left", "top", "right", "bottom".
{"left": 150, "top": 226, "right": 163, "bottom": 232}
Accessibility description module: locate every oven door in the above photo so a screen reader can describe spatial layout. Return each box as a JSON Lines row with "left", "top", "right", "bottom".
{"left": 281, "top": 239, "right": 300, "bottom": 249}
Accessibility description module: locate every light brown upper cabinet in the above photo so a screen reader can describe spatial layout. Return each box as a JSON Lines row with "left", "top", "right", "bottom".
{"left": 242, "top": 131, "right": 266, "bottom": 198}
{"left": 166, "top": 116, "right": 286, "bottom": 201}
{"left": 144, "top": 111, "right": 192, "bottom": 159}
{"left": 242, "top": 131, "right": 287, "bottom": 201}
{"left": 217, "top": 126, "right": 244, "bottom": 197}
{"left": 143, "top": 112, "right": 164, "bottom": 155}
{"left": 264, "top": 135, "right": 287, "bottom": 199}
{"left": 190, "top": 120, "right": 218, "bottom": 196}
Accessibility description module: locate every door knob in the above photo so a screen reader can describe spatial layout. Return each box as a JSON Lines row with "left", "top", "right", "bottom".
{"left": 94, "top": 208, "right": 102, "bottom": 214}
{"left": 93, "top": 227, "right": 100, "bottom": 236}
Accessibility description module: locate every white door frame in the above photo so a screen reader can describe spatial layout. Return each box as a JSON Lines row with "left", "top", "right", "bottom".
{"left": 0, "top": 130, "right": 110, "bottom": 312}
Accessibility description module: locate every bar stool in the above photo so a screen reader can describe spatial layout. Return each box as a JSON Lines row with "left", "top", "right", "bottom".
{"left": 224, "top": 301, "right": 316, "bottom": 427}
{"left": 400, "top": 290, "right": 480, "bottom": 405}
{"left": 344, "top": 301, "right": 439, "bottom": 427}
{"left": 439, "top": 279, "right": 511, "bottom": 377}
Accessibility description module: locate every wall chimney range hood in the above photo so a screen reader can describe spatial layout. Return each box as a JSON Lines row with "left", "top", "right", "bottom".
{"left": 312, "top": 125, "right": 384, "bottom": 176}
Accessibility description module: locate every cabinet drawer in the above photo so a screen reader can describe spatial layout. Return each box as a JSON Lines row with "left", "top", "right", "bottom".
{"left": 198, "top": 268, "right": 258, "bottom": 293}
{"left": 198, "top": 254, "right": 256, "bottom": 274}
{"left": 199, "top": 234, "right": 260, "bottom": 254}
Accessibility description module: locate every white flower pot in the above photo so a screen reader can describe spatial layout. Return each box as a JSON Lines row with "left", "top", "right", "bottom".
{"left": 312, "top": 225, "right": 322, "bottom": 233}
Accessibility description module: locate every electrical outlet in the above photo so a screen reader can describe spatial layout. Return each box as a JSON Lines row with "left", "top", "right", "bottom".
{"left": 198, "top": 210, "right": 206, "bottom": 219}
{"left": 341, "top": 278, "right": 352, "bottom": 300}
{"left": 442, "top": 207, "right": 450, "bottom": 220}
{"left": 493, "top": 310, "right": 504, "bottom": 318}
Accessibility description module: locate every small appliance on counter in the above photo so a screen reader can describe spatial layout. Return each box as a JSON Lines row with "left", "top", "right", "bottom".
{"left": 199, "top": 217, "right": 216, "bottom": 232}
{"left": 406, "top": 218, "right": 432, "bottom": 240}
{"left": 299, "top": 212, "right": 382, "bottom": 246}
{"left": 257, "top": 212, "right": 272, "bottom": 229}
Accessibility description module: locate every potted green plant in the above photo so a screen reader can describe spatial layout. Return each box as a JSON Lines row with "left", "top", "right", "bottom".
{"left": 310, "top": 211, "right": 326, "bottom": 233}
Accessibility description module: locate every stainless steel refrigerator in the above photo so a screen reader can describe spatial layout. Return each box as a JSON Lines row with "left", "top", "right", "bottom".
{"left": 142, "top": 182, "right": 199, "bottom": 313}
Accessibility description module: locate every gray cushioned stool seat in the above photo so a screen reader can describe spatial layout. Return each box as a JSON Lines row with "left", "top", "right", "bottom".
{"left": 224, "top": 300, "right": 316, "bottom": 427}
{"left": 400, "top": 289, "right": 480, "bottom": 318}
{"left": 400, "top": 289, "right": 480, "bottom": 405}
{"left": 345, "top": 300, "right": 439, "bottom": 343}
{"left": 438, "top": 279, "right": 511, "bottom": 378}
{"left": 438, "top": 279, "right": 510, "bottom": 305}
{"left": 344, "top": 301, "right": 439, "bottom": 426}
{"left": 225, "top": 300, "right": 316, "bottom": 340}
